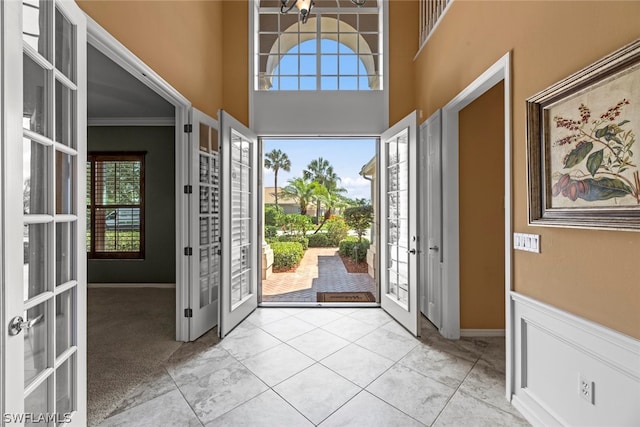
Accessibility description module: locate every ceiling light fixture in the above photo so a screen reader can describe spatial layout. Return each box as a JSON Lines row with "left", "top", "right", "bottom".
{"left": 350, "top": 0, "right": 367, "bottom": 6}
{"left": 280, "top": 0, "right": 314, "bottom": 24}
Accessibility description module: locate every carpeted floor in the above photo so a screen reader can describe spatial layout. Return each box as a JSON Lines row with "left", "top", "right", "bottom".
{"left": 88, "top": 287, "right": 182, "bottom": 427}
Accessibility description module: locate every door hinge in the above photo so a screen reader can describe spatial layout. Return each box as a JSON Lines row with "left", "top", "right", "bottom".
{"left": 184, "top": 308, "right": 193, "bottom": 318}
{"left": 184, "top": 124, "right": 193, "bottom": 133}
{"left": 184, "top": 185, "right": 193, "bottom": 194}
{"left": 184, "top": 247, "right": 192, "bottom": 256}
{"left": 217, "top": 249, "right": 221, "bottom": 256}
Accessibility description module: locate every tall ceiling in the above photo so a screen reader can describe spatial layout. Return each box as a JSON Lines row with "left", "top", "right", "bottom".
{"left": 87, "top": 44, "right": 174, "bottom": 120}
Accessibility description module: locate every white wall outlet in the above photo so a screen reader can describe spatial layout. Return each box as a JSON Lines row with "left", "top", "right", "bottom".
{"left": 513, "top": 233, "right": 540, "bottom": 253}
{"left": 580, "top": 375, "right": 595, "bottom": 405}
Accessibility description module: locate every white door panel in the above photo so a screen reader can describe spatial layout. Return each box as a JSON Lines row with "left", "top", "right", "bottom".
{"left": 3, "top": 0, "right": 87, "bottom": 424}
{"left": 421, "top": 110, "right": 443, "bottom": 328}
{"left": 219, "top": 110, "right": 258, "bottom": 338}
{"left": 379, "top": 111, "right": 419, "bottom": 336}
{"left": 188, "top": 109, "right": 220, "bottom": 340}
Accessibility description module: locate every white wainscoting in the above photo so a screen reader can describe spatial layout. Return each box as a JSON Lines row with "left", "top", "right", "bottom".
{"left": 511, "top": 292, "right": 640, "bottom": 427}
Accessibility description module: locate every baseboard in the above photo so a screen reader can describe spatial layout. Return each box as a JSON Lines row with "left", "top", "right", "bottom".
{"left": 511, "top": 292, "right": 640, "bottom": 427}
{"left": 460, "top": 329, "right": 505, "bottom": 337}
{"left": 88, "top": 283, "right": 176, "bottom": 289}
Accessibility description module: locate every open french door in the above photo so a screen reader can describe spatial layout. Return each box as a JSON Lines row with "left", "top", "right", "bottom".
{"left": 186, "top": 109, "right": 221, "bottom": 340}
{"left": 218, "top": 110, "right": 259, "bottom": 338}
{"left": 379, "top": 111, "right": 420, "bottom": 336}
{"left": 2, "top": 0, "right": 87, "bottom": 424}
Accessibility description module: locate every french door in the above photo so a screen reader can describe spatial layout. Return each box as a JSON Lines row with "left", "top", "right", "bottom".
{"left": 3, "top": 0, "right": 87, "bottom": 425}
{"left": 379, "top": 111, "right": 420, "bottom": 336}
{"left": 219, "top": 110, "right": 259, "bottom": 338}
{"left": 187, "top": 109, "right": 221, "bottom": 340}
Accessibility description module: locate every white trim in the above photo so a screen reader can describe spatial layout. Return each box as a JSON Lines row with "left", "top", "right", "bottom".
{"left": 86, "top": 16, "right": 192, "bottom": 342}
{"left": 88, "top": 116, "right": 175, "bottom": 127}
{"left": 511, "top": 291, "right": 640, "bottom": 427}
{"left": 460, "top": 329, "right": 505, "bottom": 337}
{"left": 414, "top": 0, "right": 455, "bottom": 61}
{"left": 88, "top": 283, "right": 176, "bottom": 289}
{"left": 440, "top": 52, "right": 512, "bottom": 401}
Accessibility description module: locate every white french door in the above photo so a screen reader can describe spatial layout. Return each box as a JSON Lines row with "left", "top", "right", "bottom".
{"left": 379, "top": 111, "right": 420, "bottom": 336}
{"left": 219, "top": 110, "right": 259, "bottom": 338}
{"left": 187, "top": 109, "right": 221, "bottom": 340}
{"left": 421, "top": 110, "right": 443, "bottom": 328}
{"left": 3, "top": 0, "right": 87, "bottom": 425}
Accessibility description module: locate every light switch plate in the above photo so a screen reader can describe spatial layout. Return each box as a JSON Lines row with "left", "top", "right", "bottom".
{"left": 514, "top": 233, "right": 540, "bottom": 253}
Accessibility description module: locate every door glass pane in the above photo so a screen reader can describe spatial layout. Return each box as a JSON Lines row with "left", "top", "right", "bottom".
{"left": 23, "top": 139, "right": 50, "bottom": 214}
{"left": 23, "top": 0, "right": 50, "bottom": 60}
{"left": 200, "top": 218, "right": 209, "bottom": 245}
{"left": 56, "top": 222, "right": 74, "bottom": 286}
{"left": 55, "top": 289, "right": 75, "bottom": 357}
{"left": 24, "top": 302, "right": 48, "bottom": 387}
{"left": 56, "top": 356, "right": 75, "bottom": 422}
{"left": 199, "top": 123, "right": 210, "bottom": 152}
{"left": 55, "top": 80, "right": 74, "bottom": 147}
{"left": 200, "top": 248, "right": 210, "bottom": 308}
{"left": 55, "top": 7, "right": 74, "bottom": 82}
{"left": 23, "top": 53, "right": 48, "bottom": 136}
{"left": 56, "top": 151, "right": 74, "bottom": 214}
{"left": 25, "top": 377, "right": 50, "bottom": 427}
{"left": 199, "top": 154, "right": 209, "bottom": 183}
{"left": 24, "top": 223, "right": 50, "bottom": 299}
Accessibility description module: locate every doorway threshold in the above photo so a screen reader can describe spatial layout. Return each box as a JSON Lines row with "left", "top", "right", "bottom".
{"left": 260, "top": 302, "right": 380, "bottom": 308}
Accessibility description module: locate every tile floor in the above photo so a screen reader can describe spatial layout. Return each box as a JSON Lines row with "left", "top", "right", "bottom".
{"left": 99, "top": 308, "right": 530, "bottom": 427}
{"left": 261, "top": 248, "right": 376, "bottom": 302}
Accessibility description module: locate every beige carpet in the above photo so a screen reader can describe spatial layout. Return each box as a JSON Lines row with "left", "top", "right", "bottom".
{"left": 88, "top": 287, "right": 182, "bottom": 427}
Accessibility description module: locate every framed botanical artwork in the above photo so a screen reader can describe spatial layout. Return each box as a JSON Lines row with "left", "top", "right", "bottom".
{"left": 527, "top": 39, "right": 640, "bottom": 231}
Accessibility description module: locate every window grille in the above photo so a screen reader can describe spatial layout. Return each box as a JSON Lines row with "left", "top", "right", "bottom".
{"left": 86, "top": 153, "right": 145, "bottom": 259}
{"left": 256, "top": 0, "right": 382, "bottom": 91}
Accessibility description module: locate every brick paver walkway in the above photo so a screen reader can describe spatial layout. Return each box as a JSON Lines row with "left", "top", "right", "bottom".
{"left": 261, "top": 247, "right": 376, "bottom": 303}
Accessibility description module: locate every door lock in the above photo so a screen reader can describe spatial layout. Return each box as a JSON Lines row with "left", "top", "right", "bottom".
{"left": 8, "top": 314, "right": 44, "bottom": 336}
{"left": 429, "top": 245, "right": 439, "bottom": 251}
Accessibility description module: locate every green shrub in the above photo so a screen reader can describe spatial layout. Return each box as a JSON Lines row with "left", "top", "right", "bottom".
{"left": 265, "top": 225, "right": 278, "bottom": 239}
{"left": 324, "top": 216, "right": 349, "bottom": 246}
{"left": 281, "top": 214, "right": 313, "bottom": 236}
{"left": 307, "top": 233, "right": 330, "bottom": 247}
{"left": 276, "top": 234, "right": 309, "bottom": 250}
{"left": 271, "top": 242, "right": 304, "bottom": 269}
{"left": 264, "top": 204, "right": 283, "bottom": 226}
{"left": 339, "top": 237, "right": 370, "bottom": 262}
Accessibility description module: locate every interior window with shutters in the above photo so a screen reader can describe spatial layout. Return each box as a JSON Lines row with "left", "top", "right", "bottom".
{"left": 86, "top": 153, "right": 145, "bottom": 259}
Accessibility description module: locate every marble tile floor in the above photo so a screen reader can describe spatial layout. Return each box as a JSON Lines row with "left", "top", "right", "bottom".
{"left": 98, "top": 308, "right": 530, "bottom": 427}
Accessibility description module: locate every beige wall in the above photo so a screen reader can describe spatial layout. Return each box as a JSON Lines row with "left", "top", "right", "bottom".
{"left": 222, "top": 0, "right": 250, "bottom": 125}
{"left": 78, "top": 0, "right": 224, "bottom": 119}
{"left": 415, "top": 0, "right": 640, "bottom": 338}
{"left": 459, "top": 82, "right": 505, "bottom": 329}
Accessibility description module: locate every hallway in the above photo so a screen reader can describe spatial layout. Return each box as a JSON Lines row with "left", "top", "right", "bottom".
{"left": 99, "top": 308, "right": 528, "bottom": 426}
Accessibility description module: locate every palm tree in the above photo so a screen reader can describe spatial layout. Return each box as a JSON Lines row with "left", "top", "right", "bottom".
{"left": 264, "top": 149, "right": 291, "bottom": 210}
{"left": 281, "top": 177, "right": 318, "bottom": 216}
{"left": 303, "top": 157, "right": 341, "bottom": 223}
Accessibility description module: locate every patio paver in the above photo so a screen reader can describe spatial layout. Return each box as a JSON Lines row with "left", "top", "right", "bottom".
{"left": 262, "top": 247, "right": 376, "bottom": 302}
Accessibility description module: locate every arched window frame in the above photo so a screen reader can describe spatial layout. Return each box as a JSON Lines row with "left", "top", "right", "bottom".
{"left": 255, "top": 1, "right": 383, "bottom": 91}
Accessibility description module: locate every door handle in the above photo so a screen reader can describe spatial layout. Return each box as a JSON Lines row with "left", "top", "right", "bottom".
{"left": 429, "top": 245, "right": 439, "bottom": 251}
{"left": 8, "top": 314, "right": 44, "bottom": 336}
{"left": 407, "top": 249, "right": 417, "bottom": 255}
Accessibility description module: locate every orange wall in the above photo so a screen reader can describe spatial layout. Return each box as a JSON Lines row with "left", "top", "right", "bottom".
{"left": 388, "top": 0, "right": 418, "bottom": 124}
{"left": 78, "top": 0, "right": 224, "bottom": 119}
{"left": 459, "top": 81, "right": 505, "bottom": 329}
{"left": 415, "top": 1, "right": 640, "bottom": 338}
{"left": 222, "top": 0, "right": 250, "bottom": 125}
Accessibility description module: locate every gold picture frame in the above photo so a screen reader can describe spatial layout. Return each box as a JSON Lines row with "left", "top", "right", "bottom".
{"left": 527, "top": 39, "right": 640, "bottom": 231}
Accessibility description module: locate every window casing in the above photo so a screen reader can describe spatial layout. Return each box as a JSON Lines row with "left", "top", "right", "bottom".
{"left": 256, "top": 0, "right": 382, "bottom": 91}
{"left": 86, "top": 153, "right": 145, "bottom": 259}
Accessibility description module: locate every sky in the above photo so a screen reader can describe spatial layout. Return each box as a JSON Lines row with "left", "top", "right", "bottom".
{"left": 263, "top": 139, "right": 376, "bottom": 201}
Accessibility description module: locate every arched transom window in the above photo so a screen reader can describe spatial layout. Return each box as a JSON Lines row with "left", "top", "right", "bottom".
{"left": 256, "top": 0, "right": 382, "bottom": 91}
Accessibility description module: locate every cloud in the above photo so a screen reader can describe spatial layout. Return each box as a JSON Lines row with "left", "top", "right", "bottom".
{"left": 341, "top": 175, "right": 372, "bottom": 199}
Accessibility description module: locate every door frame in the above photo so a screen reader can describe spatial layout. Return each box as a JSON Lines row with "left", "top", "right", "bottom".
{"left": 85, "top": 17, "right": 193, "bottom": 341}
{"left": 439, "top": 52, "right": 513, "bottom": 398}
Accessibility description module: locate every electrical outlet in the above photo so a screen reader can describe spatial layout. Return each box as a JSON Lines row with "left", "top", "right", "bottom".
{"left": 580, "top": 375, "right": 595, "bottom": 405}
